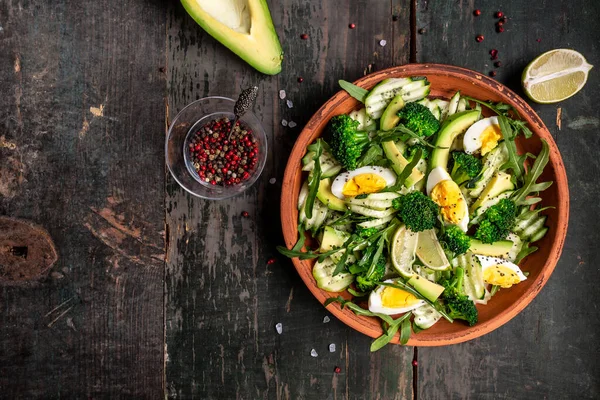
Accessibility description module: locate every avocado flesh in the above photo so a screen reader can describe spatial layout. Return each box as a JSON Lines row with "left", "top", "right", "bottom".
{"left": 316, "top": 179, "right": 347, "bottom": 212}
{"left": 380, "top": 94, "right": 405, "bottom": 131}
{"left": 470, "top": 171, "right": 515, "bottom": 212}
{"left": 181, "top": 0, "right": 283, "bottom": 75}
{"left": 407, "top": 275, "right": 445, "bottom": 302}
{"left": 430, "top": 110, "right": 481, "bottom": 170}
{"left": 469, "top": 239, "right": 513, "bottom": 258}
{"left": 381, "top": 141, "right": 424, "bottom": 187}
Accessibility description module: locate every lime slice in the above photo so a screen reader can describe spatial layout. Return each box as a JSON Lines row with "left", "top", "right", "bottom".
{"left": 522, "top": 49, "right": 593, "bottom": 104}
{"left": 390, "top": 225, "right": 418, "bottom": 278}
{"left": 415, "top": 229, "right": 450, "bottom": 271}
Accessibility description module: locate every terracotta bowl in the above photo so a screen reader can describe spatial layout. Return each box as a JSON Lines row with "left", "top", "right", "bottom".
{"left": 280, "top": 64, "right": 569, "bottom": 346}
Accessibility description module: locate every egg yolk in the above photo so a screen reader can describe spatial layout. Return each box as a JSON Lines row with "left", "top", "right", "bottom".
{"left": 430, "top": 180, "right": 467, "bottom": 224}
{"left": 483, "top": 265, "right": 522, "bottom": 288}
{"left": 342, "top": 173, "right": 387, "bottom": 197}
{"left": 381, "top": 287, "right": 421, "bottom": 308}
{"left": 480, "top": 124, "right": 502, "bottom": 155}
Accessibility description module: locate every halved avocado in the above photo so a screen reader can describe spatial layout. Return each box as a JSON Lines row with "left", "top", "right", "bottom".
{"left": 181, "top": 0, "right": 283, "bottom": 75}
{"left": 469, "top": 171, "right": 515, "bottom": 212}
{"left": 430, "top": 110, "right": 481, "bottom": 170}
{"left": 380, "top": 94, "right": 405, "bottom": 131}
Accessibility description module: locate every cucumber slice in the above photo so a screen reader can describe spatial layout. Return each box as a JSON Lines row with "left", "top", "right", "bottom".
{"left": 469, "top": 142, "right": 509, "bottom": 198}
{"left": 365, "top": 192, "right": 401, "bottom": 201}
{"left": 513, "top": 212, "right": 539, "bottom": 235}
{"left": 301, "top": 200, "right": 328, "bottom": 234}
{"left": 402, "top": 84, "right": 431, "bottom": 103}
{"left": 313, "top": 258, "right": 354, "bottom": 292}
{"left": 349, "top": 107, "right": 377, "bottom": 131}
{"left": 456, "top": 98, "right": 468, "bottom": 112}
{"left": 506, "top": 233, "right": 523, "bottom": 262}
{"left": 348, "top": 204, "right": 396, "bottom": 218}
{"left": 346, "top": 197, "right": 393, "bottom": 210}
{"left": 447, "top": 92, "right": 461, "bottom": 117}
{"left": 413, "top": 304, "right": 442, "bottom": 329}
{"left": 298, "top": 182, "right": 309, "bottom": 210}
{"left": 364, "top": 78, "right": 413, "bottom": 118}
{"left": 530, "top": 226, "right": 548, "bottom": 243}
{"left": 357, "top": 215, "right": 395, "bottom": 229}
{"left": 432, "top": 99, "right": 450, "bottom": 121}
{"left": 431, "top": 105, "right": 442, "bottom": 120}
{"left": 302, "top": 149, "right": 342, "bottom": 178}
{"left": 520, "top": 216, "right": 547, "bottom": 241}
{"left": 466, "top": 252, "right": 485, "bottom": 300}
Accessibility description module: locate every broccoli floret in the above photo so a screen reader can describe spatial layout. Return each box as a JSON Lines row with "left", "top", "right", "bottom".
{"left": 450, "top": 152, "right": 483, "bottom": 186}
{"left": 392, "top": 191, "right": 439, "bottom": 232}
{"left": 355, "top": 226, "right": 380, "bottom": 238}
{"left": 405, "top": 143, "right": 431, "bottom": 160}
{"left": 355, "top": 255, "right": 386, "bottom": 293}
{"left": 439, "top": 267, "right": 478, "bottom": 326}
{"left": 396, "top": 102, "right": 440, "bottom": 137}
{"left": 439, "top": 225, "right": 471, "bottom": 256}
{"left": 474, "top": 199, "right": 517, "bottom": 244}
{"left": 326, "top": 115, "right": 371, "bottom": 170}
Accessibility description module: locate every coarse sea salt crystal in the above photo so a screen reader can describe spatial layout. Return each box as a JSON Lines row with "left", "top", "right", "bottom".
{"left": 329, "top": 343, "right": 336, "bottom": 353}
{"left": 380, "top": 39, "right": 387, "bottom": 47}
{"left": 282, "top": 119, "right": 288, "bottom": 127}
{"left": 269, "top": 178, "right": 276, "bottom": 184}
{"left": 279, "top": 90, "right": 286, "bottom": 99}
{"left": 275, "top": 323, "right": 283, "bottom": 334}
{"left": 310, "top": 349, "right": 318, "bottom": 357}
{"left": 323, "top": 316, "right": 330, "bottom": 323}
{"left": 288, "top": 121, "right": 297, "bottom": 128}
{"left": 286, "top": 100, "right": 294, "bottom": 108}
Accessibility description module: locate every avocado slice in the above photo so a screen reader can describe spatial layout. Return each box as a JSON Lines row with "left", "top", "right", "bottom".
{"left": 470, "top": 171, "right": 515, "bottom": 213}
{"left": 181, "top": 0, "right": 283, "bottom": 75}
{"left": 319, "top": 226, "right": 350, "bottom": 252}
{"left": 380, "top": 94, "right": 405, "bottom": 131}
{"left": 381, "top": 141, "right": 424, "bottom": 187}
{"left": 407, "top": 275, "right": 445, "bottom": 302}
{"left": 430, "top": 110, "right": 481, "bottom": 170}
{"left": 469, "top": 239, "right": 513, "bottom": 258}
{"left": 316, "top": 179, "right": 347, "bottom": 212}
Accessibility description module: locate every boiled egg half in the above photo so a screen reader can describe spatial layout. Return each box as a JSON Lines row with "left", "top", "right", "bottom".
{"left": 463, "top": 116, "right": 503, "bottom": 155}
{"left": 368, "top": 279, "right": 426, "bottom": 315}
{"left": 476, "top": 255, "right": 527, "bottom": 288}
{"left": 426, "top": 166, "right": 469, "bottom": 231}
{"left": 331, "top": 166, "right": 396, "bottom": 199}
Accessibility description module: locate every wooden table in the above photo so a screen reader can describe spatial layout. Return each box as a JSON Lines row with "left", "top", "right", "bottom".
{"left": 1, "top": 1, "right": 599, "bottom": 398}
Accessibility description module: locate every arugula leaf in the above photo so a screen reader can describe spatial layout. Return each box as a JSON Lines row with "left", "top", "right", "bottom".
{"left": 461, "top": 96, "right": 534, "bottom": 138}
{"left": 399, "top": 317, "right": 412, "bottom": 345}
{"left": 339, "top": 80, "right": 369, "bottom": 103}
{"left": 498, "top": 115, "right": 524, "bottom": 181}
{"left": 396, "top": 148, "right": 422, "bottom": 187}
{"left": 512, "top": 139, "right": 551, "bottom": 205}
{"left": 276, "top": 245, "right": 340, "bottom": 260}
{"left": 304, "top": 140, "right": 324, "bottom": 219}
{"left": 358, "top": 144, "right": 385, "bottom": 168}
{"left": 373, "top": 125, "right": 440, "bottom": 149}
{"left": 514, "top": 242, "right": 539, "bottom": 264}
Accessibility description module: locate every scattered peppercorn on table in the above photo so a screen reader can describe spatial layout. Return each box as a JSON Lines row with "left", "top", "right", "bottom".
{"left": 0, "top": 0, "right": 598, "bottom": 398}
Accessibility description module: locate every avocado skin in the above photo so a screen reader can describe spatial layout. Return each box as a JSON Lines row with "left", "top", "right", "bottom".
{"left": 181, "top": 0, "right": 283, "bottom": 75}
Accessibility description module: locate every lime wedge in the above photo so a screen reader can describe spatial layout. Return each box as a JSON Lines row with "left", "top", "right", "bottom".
{"left": 522, "top": 49, "right": 593, "bottom": 104}
{"left": 416, "top": 229, "right": 450, "bottom": 271}
{"left": 390, "top": 225, "right": 418, "bottom": 278}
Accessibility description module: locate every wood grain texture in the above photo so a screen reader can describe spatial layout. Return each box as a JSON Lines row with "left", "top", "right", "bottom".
{"left": 164, "top": 1, "right": 414, "bottom": 399}
{"left": 0, "top": 0, "right": 166, "bottom": 397}
{"left": 416, "top": 1, "right": 600, "bottom": 399}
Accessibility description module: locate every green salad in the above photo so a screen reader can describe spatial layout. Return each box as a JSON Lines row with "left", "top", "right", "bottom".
{"left": 278, "top": 77, "right": 552, "bottom": 351}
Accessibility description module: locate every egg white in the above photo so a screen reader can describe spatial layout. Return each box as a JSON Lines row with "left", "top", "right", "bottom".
{"left": 426, "top": 166, "right": 469, "bottom": 231}
{"left": 331, "top": 166, "right": 397, "bottom": 199}
{"left": 463, "top": 116, "right": 500, "bottom": 154}
{"left": 368, "top": 279, "right": 426, "bottom": 315}
{"left": 476, "top": 255, "right": 527, "bottom": 282}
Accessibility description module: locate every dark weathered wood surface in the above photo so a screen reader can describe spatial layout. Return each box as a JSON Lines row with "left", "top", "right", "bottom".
{"left": 0, "top": 0, "right": 166, "bottom": 398}
{"left": 1, "top": 0, "right": 599, "bottom": 398}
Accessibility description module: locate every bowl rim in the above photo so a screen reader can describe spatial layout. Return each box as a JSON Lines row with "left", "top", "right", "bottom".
{"left": 165, "top": 96, "right": 268, "bottom": 200}
{"left": 280, "top": 63, "right": 569, "bottom": 346}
